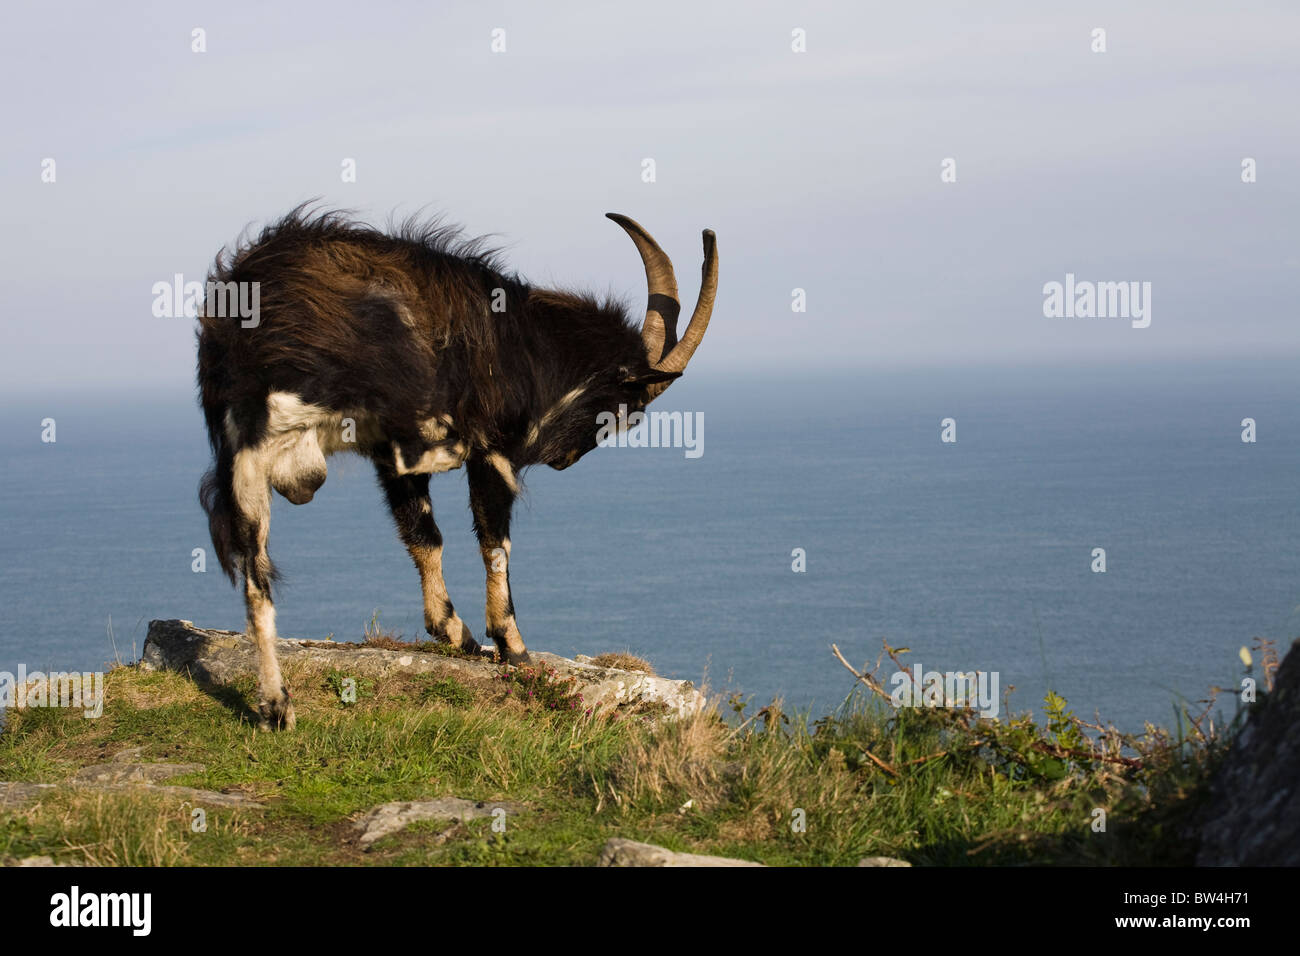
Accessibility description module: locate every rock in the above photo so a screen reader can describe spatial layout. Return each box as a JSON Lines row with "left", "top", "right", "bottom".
{"left": 0, "top": 781, "right": 57, "bottom": 809}
{"left": 1, "top": 765, "right": 261, "bottom": 812}
{"left": 127, "top": 785, "right": 262, "bottom": 808}
{"left": 1197, "top": 638, "right": 1300, "bottom": 866}
{"left": 13, "top": 856, "right": 61, "bottom": 867}
{"left": 857, "top": 856, "right": 912, "bottom": 867}
{"left": 140, "top": 619, "right": 706, "bottom": 718}
{"left": 354, "top": 797, "right": 516, "bottom": 846}
{"left": 598, "top": 838, "right": 764, "bottom": 867}
{"left": 532, "top": 652, "right": 704, "bottom": 719}
{"left": 66, "top": 760, "right": 260, "bottom": 808}
{"left": 71, "top": 762, "right": 206, "bottom": 786}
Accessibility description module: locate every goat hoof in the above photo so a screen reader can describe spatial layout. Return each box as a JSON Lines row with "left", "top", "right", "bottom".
{"left": 257, "top": 690, "right": 296, "bottom": 731}
{"left": 487, "top": 622, "right": 529, "bottom": 666}
{"left": 428, "top": 615, "right": 481, "bottom": 656}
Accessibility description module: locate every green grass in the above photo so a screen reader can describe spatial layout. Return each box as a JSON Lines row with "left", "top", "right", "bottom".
{"left": 0, "top": 643, "right": 1244, "bottom": 867}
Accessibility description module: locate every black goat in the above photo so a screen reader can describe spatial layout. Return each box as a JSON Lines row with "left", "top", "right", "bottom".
{"left": 197, "top": 206, "right": 718, "bottom": 729}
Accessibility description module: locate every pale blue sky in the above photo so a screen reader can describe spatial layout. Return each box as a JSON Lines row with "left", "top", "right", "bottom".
{"left": 2, "top": 0, "right": 1297, "bottom": 391}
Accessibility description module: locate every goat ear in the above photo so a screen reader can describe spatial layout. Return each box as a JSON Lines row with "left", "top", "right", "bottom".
{"left": 621, "top": 368, "right": 683, "bottom": 387}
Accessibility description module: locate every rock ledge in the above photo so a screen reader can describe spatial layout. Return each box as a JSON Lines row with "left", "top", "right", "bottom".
{"left": 140, "top": 619, "right": 706, "bottom": 718}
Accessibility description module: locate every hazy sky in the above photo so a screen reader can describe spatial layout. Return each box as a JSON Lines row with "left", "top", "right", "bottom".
{"left": 2, "top": 1, "right": 1297, "bottom": 392}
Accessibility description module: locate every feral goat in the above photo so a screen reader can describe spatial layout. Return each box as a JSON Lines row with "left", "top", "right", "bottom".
{"left": 197, "top": 206, "right": 718, "bottom": 729}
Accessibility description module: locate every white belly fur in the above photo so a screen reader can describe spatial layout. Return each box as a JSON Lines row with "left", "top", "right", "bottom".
{"left": 253, "top": 392, "right": 466, "bottom": 504}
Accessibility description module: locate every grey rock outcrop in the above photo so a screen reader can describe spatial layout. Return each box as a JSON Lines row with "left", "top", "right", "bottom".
{"left": 0, "top": 781, "right": 57, "bottom": 809}
{"left": 354, "top": 797, "right": 517, "bottom": 846}
{"left": 125, "top": 784, "right": 261, "bottom": 808}
{"left": 0, "top": 756, "right": 261, "bottom": 812}
{"left": 598, "top": 838, "right": 764, "bottom": 867}
{"left": 140, "top": 619, "right": 705, "bottom": 718}
{"left": 857, "top": 856, "right": 912, "bottom": 867}
{"left": 71, "top": 762, "right": 206, "bottom": 786}
{"left": 1196, "top": 639, "right": 1300, "bottom": 866}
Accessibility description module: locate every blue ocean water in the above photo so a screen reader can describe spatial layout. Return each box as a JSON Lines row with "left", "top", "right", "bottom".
{"left": 2, "top": 361, "right": 1297, "bottom": 732}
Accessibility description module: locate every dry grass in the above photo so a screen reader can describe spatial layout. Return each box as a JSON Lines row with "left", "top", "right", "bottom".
{"left": 357, "top": 616, "right": 482, "bottom": 661}
{"left": 111, "top": 671, "right": 210, "bottom": 712}
{"left": 589, "top": 652, "right": 655, "bottom": 674}
{"left": 358, "top": 633, "right": 412, "bottom": 651}
{"left": 603, "top": 704, "right": 728, "bottom": 811}
{"left": 10, "top": 787, "right": 238, "bottom": 866}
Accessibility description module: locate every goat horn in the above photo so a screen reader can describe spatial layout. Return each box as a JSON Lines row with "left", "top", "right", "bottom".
{"left": 606, "top": 213, "right": 680, "bottom": 365}
{"left": 655, "top": 228, "right": 718, "bottom": 381}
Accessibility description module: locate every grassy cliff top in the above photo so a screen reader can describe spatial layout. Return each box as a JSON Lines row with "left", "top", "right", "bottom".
{"left": 0, "top": 650, "right": 1222, "bottom": 866}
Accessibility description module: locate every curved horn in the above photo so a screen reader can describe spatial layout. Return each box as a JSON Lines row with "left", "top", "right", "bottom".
{"left": 655, "top": 228, "right": 718, "bottom": 379}
{"left": 606, "top": 213, "right": 681, "bottom": 365}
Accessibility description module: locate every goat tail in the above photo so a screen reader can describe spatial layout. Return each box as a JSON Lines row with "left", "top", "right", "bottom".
{"left": 198, "top": 423, "right": 239, "bottom": 586}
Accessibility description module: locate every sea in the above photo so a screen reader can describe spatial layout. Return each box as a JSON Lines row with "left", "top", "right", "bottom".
{"left": 2, "top": 360, "right": 1297, "bottom": 733}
